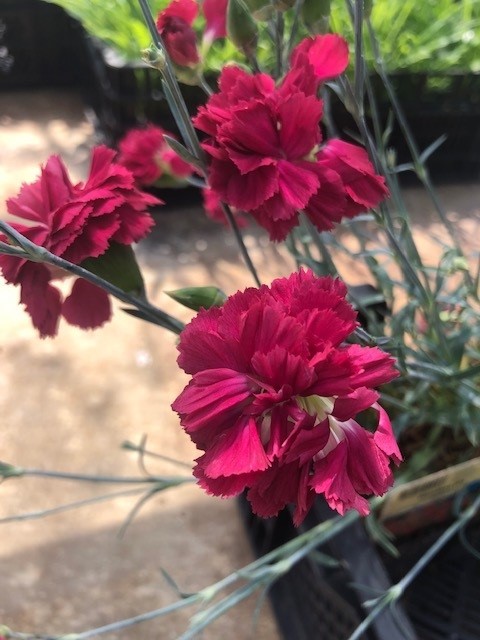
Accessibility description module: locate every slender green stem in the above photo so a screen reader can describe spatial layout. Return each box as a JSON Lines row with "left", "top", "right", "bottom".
{"left": 352, "top": 0, "right": 365, "bottom": 110}
{"left": 301, "top": 216, "right": 338, "bottom": 276}
{"left": 8, "top": 467, "right": 192, "bottom": 486}
{"left": 274, "top": 9, "right": 285, "bottom": 79}
{"left": 0, "top": 488, "right": 147, "bottom": 525}
{"left": 198, "top": 73, "right": 214, "bottom": 96}
{"left": 221, "top": 204, "right": 261, "bottom": 286}
{"left": 122, "top": 441, "right": 192, "bottom": 469}
{"left": 285, "top": 0, "right": 305, "bottom": 64}
{"left": 3, "top": 509, "right": 359, "bottom": 640}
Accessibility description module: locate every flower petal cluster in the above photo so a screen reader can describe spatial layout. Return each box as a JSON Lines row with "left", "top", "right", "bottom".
{"left": 0, "top": 146, "right": 159, "bottom": 337}
{"left": 173, "top": 270, "right": 401, "bottom": 525}
{"left": 118, "top": 124, "right": 193, "bottom": 187}
{"left": 193, "top": 35, "right": 388, "bottom": 241}
{"left": 156, "top": 0, "right": 200, "bottom": 67}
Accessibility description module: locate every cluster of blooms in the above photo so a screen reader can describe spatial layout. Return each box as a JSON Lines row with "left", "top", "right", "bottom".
{"left": 173, "top": 270, "right": 401, "bottom": 524}
{"left": 0, "top": 147, "right": 158, "bottom": 337}
{"left": 156, "top": 0, "right": 227, "bottom": 68}
{"left": 0, "top": 0, "right": 403, "bottom": 522}
{"left": 117, "top": 124, "right": 193, "bottom": 187}
{"left": 194, "top": 34, "right": 388, "bottom": 241}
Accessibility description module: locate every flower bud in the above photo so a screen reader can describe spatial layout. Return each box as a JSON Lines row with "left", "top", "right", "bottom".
{"left": 142, "top": 45, "right": 167, "bottom": 71}
{"left": 166, "top": 286, "right": 227, "bottom": 311}
{"left": 227, "top": 0, "right": 259, "bottom": 56}
{"left": 301, "top": 0, "right": 331, "bottom": 33}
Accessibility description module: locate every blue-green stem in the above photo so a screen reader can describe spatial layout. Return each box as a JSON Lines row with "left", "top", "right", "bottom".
{"left": 3, "top": 509, "right": 359, "bottom": 640}
{"left": 274, "top": 9, "right": 285, "bottom": 79}
{"left": 284, "top": 0, "right": 305, "bottom": 64}
{"left": 6, "top": 466, "right": 192, "bottom": 486}
{"left": 0, "top": 487, "right": 147, "bottom": 525}
{"left": 221, "top": 203, "right": 262, "bottom": 286}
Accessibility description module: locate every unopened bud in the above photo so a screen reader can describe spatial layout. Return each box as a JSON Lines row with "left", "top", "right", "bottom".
{"left": 227, "top": 0, "right": 259, "bottom": 56}
{"left": 301, "top": 0, "right": 331, "bottom": 33}
{"left": 364, "top": 0, "right": 373, "bottom": 19}
{"left": 166, "top": 286, "right": 227, "bottom": 311}
{"left": 142, "top": 45, "right": 166, "bottom": 71}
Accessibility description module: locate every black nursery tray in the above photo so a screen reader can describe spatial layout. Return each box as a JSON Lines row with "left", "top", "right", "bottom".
{"left": 0, "top": 0, "right": 89, "bottom": 90}
{"left": 83, "top": 39, "right": 207, "bottom": 145}
{"left": 238, "top": 495, "right": 480, "bottom": 640}
{"left": 330, "top": 71, "right": 480, "bottom": 182}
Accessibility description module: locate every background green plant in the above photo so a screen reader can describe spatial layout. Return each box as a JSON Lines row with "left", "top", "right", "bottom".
{"left": 331, "top": 0, "right": 480, "bottom": 73}
{"left": 43, "top": 0, "right": 480, "bottom": 74}
{"left": 43, "top": 0, "right": 167, "bottom": 60}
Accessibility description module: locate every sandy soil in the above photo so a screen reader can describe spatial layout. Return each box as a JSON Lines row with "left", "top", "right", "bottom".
{"left": 0, "top": 89, "right": 479, "bottom": 640}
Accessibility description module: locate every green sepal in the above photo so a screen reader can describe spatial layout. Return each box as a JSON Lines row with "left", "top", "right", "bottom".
{"left": 81, "top": 243, "right": 145, "bottom": 296}
{"left": 0, "top": 461, "right": 24, "bottom": 478}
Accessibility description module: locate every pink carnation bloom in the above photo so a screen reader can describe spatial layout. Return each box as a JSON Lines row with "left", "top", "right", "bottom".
{"left": 156, "top": 0, "right": 200, "bottom": 67}
{"left": 0, "top": 146, "right": 159, "bottom": 338}
{"left": 193, "top": 36, "right": 387, "bottom": 241}
{"left": 203, "top": 0, "right": 227, "bottom": 42}
{"left": 118, "top": 125, "right": 193, "bottom": 186}
{"left": 173, "top": 271, "right": 401, "bottom": 525}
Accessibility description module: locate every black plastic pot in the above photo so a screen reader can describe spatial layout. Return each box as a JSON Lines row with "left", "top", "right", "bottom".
{"left": 0, "top": 0, "right": 89, "bottom": 90}
{"left": 330, "top": 72, "right": 480, "bottom": 182}
{"left": 239, "top": 495, "right": 480, "bottom": 640}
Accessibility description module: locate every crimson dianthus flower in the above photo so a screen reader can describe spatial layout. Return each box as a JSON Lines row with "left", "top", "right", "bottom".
{"left": 0, "top": 146, "right": 159, "bottom": 337}
{"left": 118, "top": 125, "right": 193, "bottom": 187}
{"left": 193, "top": 36, "right": 388, "bottom": 241}
{"left": 156, "top": 0, "right": 200, "bottom": 67}
{"left": 173, "top": 270, "right": 402, "bottom": 525}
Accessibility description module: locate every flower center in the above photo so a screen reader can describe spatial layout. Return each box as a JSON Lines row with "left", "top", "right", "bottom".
{"left": 296, "top": 394, "right": 345, "bottom": 460}
{"left": 296, "top": 394, "right": 335, "bottom": 423}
